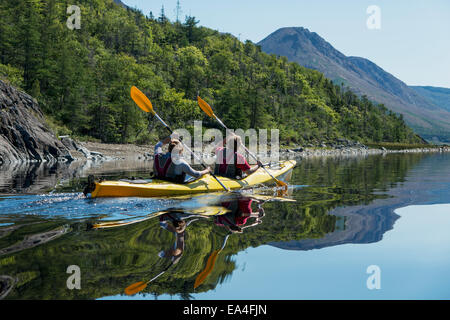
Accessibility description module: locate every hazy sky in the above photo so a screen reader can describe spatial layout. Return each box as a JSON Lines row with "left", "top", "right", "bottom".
{"left": 122, "top": 0, "right": 450, "bottom": 88}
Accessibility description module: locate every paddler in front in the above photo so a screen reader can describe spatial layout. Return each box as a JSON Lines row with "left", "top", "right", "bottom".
{"left": 154, "top": 134, "right": 212, "bottom": 183}
{"left": 214, "top": 133, "right": 262, "bottom": 179}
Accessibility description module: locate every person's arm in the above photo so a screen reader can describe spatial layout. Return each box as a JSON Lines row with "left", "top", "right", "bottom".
{"left": 179, "top": 161, "right": 211, "bottom": 178}
{"left": 245, "top": 161, "right": 263, "bottom": 175}
{"left": 236, "top": 153, "right": 262, "bottom": 175}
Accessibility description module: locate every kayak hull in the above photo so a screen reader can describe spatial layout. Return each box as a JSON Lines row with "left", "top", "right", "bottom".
{"left": 92, "top": 206, "right": 230, "bottom": 229}
{"left": 90, "top": 160, "right": 296, "bottom": 198}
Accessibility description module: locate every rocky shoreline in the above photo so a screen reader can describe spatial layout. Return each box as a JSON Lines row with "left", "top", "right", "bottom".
{"left": 1, "top": 79, "right": 449, "bottom": 167}
{"left": 2, "top": 135, "right": 450, "bottom": 167}
{"left": 61, "top": 140, "right": 450, "bottom": 163}
{"left": 279, "top": 145, "right": 450, "bottom": 159}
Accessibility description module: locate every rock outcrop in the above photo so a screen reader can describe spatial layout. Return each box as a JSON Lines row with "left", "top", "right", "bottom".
{"left": 0, "top": 80, "right": 73, "bottom": 165}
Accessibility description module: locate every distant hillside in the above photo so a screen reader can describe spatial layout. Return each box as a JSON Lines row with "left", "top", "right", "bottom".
{"left": 258, "top": 27, "right": 450, "bottom": 143}
{"left": 410, "top": 86, "right": 450, "bottom": 113}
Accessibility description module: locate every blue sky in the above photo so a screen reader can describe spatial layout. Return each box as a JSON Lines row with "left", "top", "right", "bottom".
{"left": 122, "top": 0, "right": 450, "bottom": 88}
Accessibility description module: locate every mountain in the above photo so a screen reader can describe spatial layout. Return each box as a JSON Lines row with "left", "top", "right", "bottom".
{"left": 258, "top": 27, "right": 450, "bottom": 143}
{"left": 270, "top": 204, "right": 399, "bottom": 251}
{"left": 410, "top": 86, "right": 450, "bottom": 113}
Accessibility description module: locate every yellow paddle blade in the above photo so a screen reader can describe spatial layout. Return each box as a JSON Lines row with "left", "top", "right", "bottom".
{"left": 194, "top": 250, "right": 220, "bottom": 289}
{"left": 124, "top": 281, "right": 148, "bottom": 296}
{"left": 197, "top": 96, "right": 215, "bottom": 119}
{"left": 276, "top": 187, "right": 286, "bottom": 198}
{"left": 131, "top": 86, "right": 155, "bottom": 114}
{"left": 275, "top": 179, "right": 288, "bottom": 189}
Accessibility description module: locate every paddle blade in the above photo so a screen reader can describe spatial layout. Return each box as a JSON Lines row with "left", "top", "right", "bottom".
{"left": 124, "top": 281, "right": 148, "bottom": 295}
{"left": 125, "top": 281, "right": 147, "bottom": 296}
{"left": 194, "top": 250, "right": 220, "bottom": 289}
{"left": 197, "top": 96, "right": 215, "bottom": 119}
{"left": 131, "top": 86, "right": 154, "bottom": 114}
{"left": 275, "top": 179, "right": 288, "bottom": 189}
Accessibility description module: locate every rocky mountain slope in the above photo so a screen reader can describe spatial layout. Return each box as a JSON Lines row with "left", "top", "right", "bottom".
{"left": 258, "top": 27, "right": 450, "bottom": 143}
{"left": 0, "top": 80, "right": 73, "bottom": 165}
{"left": 410, "top": 86, "right": 450, "bottom": 113}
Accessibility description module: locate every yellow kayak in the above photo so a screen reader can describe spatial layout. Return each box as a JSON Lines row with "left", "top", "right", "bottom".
{"left": 88, "top": 160, "right": 296, "bottom": 198}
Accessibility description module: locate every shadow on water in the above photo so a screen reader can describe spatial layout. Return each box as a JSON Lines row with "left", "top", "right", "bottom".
{"left": 0, "top": 152, "right": 449, "bottom": 299}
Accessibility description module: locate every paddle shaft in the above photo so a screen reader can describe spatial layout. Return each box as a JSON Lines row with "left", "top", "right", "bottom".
{"left": 154, "top": 113, "right": 230, "bottom": 192}
{"left": 148, "top": 269, "right": 167, "bottom": 283}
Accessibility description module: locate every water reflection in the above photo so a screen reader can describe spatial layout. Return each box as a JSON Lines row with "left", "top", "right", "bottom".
{"left": 0, "top": 159, "right": 153, "bottom": 194}
{"left": 0, "top": 152, "right": 448, "bottom": 299}
{"left": 0, "top": 192, "right": 287, "bottom": 299}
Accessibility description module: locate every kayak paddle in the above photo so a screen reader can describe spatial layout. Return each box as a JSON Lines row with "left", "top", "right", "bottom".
{"left": 125, "top": 264, "right": 172, "bottom": 295}
{"left": 194, "top": 234, "right": 230, "bottom": 289}
{"left": 197, "top": 96, "right": 288, "bottom": 190}
{"left": 193, "top": 211, "right": 266, "bottom": 289}
{"left": 130, "top": 86, "right": 229, "bottom": 192}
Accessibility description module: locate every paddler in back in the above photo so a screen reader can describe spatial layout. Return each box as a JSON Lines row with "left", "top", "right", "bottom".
{"left": 154, "top": 135, "right": 211, "bottom": 183}
{"left": 214, "top": 133, "right": 262, "bottom": 179}
{"left": 214, "top": 197, "right": 265, "bottom": 233}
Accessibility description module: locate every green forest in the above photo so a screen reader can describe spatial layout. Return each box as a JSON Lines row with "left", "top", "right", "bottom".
{"left": 0, "top": 0, "right": 423, "bottom": 145}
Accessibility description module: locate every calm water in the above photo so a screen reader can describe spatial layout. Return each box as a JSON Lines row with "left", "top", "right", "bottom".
{"left": 0, "top": 153, "right": 449, "bottom": 300}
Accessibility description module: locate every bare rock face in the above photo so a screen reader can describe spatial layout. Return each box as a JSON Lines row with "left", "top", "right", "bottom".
{"left": 0, "top": 80, "right": 73, "bottom": 165}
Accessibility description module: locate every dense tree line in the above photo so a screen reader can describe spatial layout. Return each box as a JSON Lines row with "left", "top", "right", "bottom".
{"left": 0, "top": 0, "right": 422, "bottom": 145}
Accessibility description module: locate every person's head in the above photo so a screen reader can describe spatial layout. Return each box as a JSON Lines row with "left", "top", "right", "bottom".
{"left": 168, "top": 139, "right": 183, "bottom": 155}
{"left": 172, "top": 219, "right": 186, "bottom": 233}
{"left": 159, "top": 248, "right": 183, "bottom": 259}
{"left": 228, "top": 224, "right": 243, "bottom": 233}
{"left": 225, "top": 134, "right": 242, "bottom": 152}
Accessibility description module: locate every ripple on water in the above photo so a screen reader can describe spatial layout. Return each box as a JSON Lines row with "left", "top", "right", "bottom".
{"left": 0, "top": 191, "right": 231, "bottom": 223}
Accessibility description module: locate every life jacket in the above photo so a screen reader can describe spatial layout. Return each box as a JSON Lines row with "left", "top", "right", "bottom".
{"left": 216, "top": 199, "right": 252, "bottom": 226}
{"left": 214, "top": 148, "right": 243, "bottom": 179}
{"left": 153, "top": 153, "right": 186, "bottom": 183}
{"left": 215, "top": 202, "right": 248, "bottom": 227}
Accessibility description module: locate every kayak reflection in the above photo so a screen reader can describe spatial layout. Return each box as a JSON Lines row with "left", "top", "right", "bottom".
{"left": 215, "top": 196, "right": 265, "bottom": 234}
{"left": 121, "top": 193, "right": 282, "bottom": 296}
{"left": 194, "top": 194, "right": 272, "bottom": 289}
{"left": 91, "top": 206, "right": 229, "bottom": 230}
{"left": 124, "top": 210, "right": 211, "bottom": 295}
